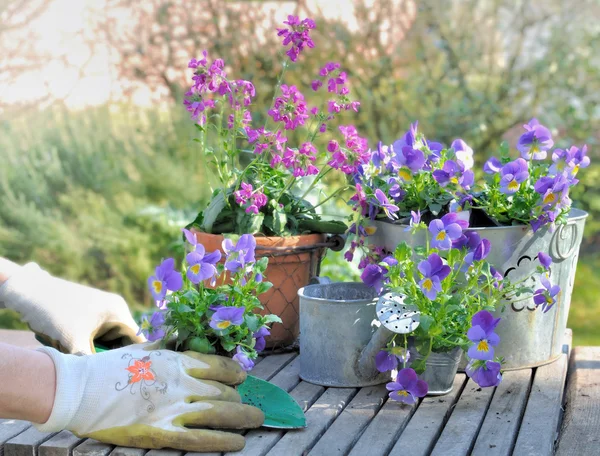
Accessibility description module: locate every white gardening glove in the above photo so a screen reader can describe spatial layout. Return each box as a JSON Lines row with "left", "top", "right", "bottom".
{"left": 0, "top": 262, "right": 144, "bottom": 354}
{"left": 36, "top": 343, "right": 264, "bottom": 452}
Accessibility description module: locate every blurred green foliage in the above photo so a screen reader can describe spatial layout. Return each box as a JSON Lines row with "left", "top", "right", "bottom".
{"left": 1, "top": 0, "right": 599, "bottom": 343}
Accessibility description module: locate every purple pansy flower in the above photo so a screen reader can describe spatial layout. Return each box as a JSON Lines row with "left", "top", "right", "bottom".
{"left": 148, "top": 258, "right": 183, "bottom": 301}
{"left": 375, "top": 347, "right": 410, "bottom": 373}
{"left": 392, "top": 121, "right": 418, "bottom": 151}
{"left": 466, "top": 359, "right": 502, "bottom": 387}
{"left": 418, "top": 253, "right": 451, "bottom": 300}
{"left": 533, "top": 276, "right": 560, "bottom": 313}
{"left": 467, "top": 310, "right": 501, "bottom": 360}
{"left": 254, "top": 327, "right": 271, "bottom": 352}
{"left": 484, "top": 156, "right": 502, "bottom": 174}
{"left": 210, "top": 306, "right": 245, "bottom": 330}
{"left": 538, "top": 252, "right": 552, "bottom": 269}
{"left": 534, "top": 174, "right": 570, "bottom": 208}
{"left": 404, "top": 210, "right": 421, "bottom": 232}
{"left": 361, "top": 257, "right": 397, "bottom": 293}
{"left": 186, "top": 245, "right": 221, "bottom": 284}
{"left": 451, "top": 139, "right": 474, "bottom": 169}
{"left": 517, "top": 118, "right": 554, "bottom": 160}
{"left": 499, "top": 158, "right": 529, "bottom": 194}
{"left": 386, "top": 368, "right": 428, "bottom": 404}
{"left": 223, "top": 234, "right": 256, "bottom": 273}
{"left": 138, "top": 311, "right": 165, "bottom": 342}
{"left": 233, "top": 346, "right": 255, "bottom": 371}
{"left": 428, "top": 213, "right": 467, "bottom": 250}
{"left": 375, "top": 189, "right": 399, "bottom": 220}
{"left": 432, "top": 160, "right": 474, "bottom": 189}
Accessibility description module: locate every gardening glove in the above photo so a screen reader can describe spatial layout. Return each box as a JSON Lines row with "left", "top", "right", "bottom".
{"left": 0, "top": 262, "right": 144, "bottom": 355}
{"left": 35, "top": 343, "right": 264, "bottom": 453}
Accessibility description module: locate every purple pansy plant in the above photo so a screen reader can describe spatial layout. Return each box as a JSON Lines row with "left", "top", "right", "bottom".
{"left": 147, "top": 258, "right": 183, "bottom": 301}
{"left": 428, "top": 213, "right": 467, "bottom": 250}
{"left": 499, "top": 158, "right": 529, "bottom": 194}
{"left": 466, "top": 311, "right": 501, "bottom": 361}
{"left": 209, "top": 306, "right": 245, "bottom": 330}
{"left": 386, "top": 368, "right": 428, "bottom": 404}
{"left": 223, "top": 234, "right": 256, "bottom": 273}
{"left": 517, "top": 118, "right": 554, "bottom": 161}
{"left": 417, "top": 253, "right": 451, "bottom": 300}
{"left": 533, "top": 276, "right": 560, "bottom": 313}
{"left": 186, "top": 245, "right": 222, "bottom": 284}
{"left": 138, "top": 311, "right": 166, "bottom": 342}
{"left": 466, "top": 360, "right": 503, "bottom": 388}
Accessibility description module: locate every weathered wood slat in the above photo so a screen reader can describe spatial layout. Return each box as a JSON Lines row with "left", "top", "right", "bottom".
{"left": 512, "top": 331, "right": 572, "bottom": 456}
{"left": 266, "top": 388, "right": 356, "bottom": 456}
{"left": 471, "top": 369, "right": 532, "bottom": 456}
{"left": 308, "top": 384, "right": 388, "bottom": 456}
{"left": 224, "top": 358, "right": 323, "bottom": 456}
{"left": 39, "top": 432, "right": 84, "bottom": 456}
{"left": 388, "top": 374, "right": 467, "bottom": 456}
{"left": 107, "top": 447, "right": 146, "bottom": 456}
{"left": 144, "top": 451, "right": 181, "bottom": 456}
{"left": 431, "top": 380, "right": 495, "bottom": 455}
{"left": 0, "top": 421, "right": 31, "bottom": 456}
{"left": 248, "top": 354, "right": 296, "bottom": 382}
{"left": 5, "top": 427, "right": 57, "bottom": 456}
{"left": 347, "top": 398, "right": 416, "bottom": 456}
{"left": 556, "top": 346, "right": 600, "bottom": 455}
{"left": 73, "top": 440, "right": 113, "bottom": 456}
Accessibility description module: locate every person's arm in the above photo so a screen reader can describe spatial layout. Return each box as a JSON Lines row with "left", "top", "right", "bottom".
{"left": 0, "top": 343, "right": 55, "bottom": 423}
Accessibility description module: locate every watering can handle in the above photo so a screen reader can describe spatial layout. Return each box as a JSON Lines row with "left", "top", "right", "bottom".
{"left": 356, "top": 325, "right": 394, "bottom": 380}
{"left": 309, "top": 276, "right": 332, "bottom": 285}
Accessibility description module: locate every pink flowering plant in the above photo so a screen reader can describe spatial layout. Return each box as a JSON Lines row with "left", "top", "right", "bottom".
{"left": 366, "top": 216, "right": 556, "bottom": 393}
{"left": 184, "top": 15, "right": 367, "bottom": 237}
{"left": 139, "top": 231, "right": 281, "bottom": 371}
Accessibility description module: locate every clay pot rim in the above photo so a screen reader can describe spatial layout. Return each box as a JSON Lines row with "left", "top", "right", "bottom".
{"left": 190, "top": 228, "right": 327, "bottom": 247}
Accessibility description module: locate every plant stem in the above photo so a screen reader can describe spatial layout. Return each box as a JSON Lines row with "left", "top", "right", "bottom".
{"left": 300, "top": 166, "right": 333, "bottom": 200}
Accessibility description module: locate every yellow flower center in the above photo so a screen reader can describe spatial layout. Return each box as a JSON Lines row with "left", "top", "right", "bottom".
{"left": 531, "top": 144, "right": 539, "bottom": 154}
{"left": 508, "top": 180, "right": 519, "bottom": 191}
{"left": 365, "top": 226, "right": 378, "bottom": 235}
{"left": 546, "top": 296, "right": 554, "bottom": 304}
{"left": 399, "top": 168, "right": 413, "bottom": 182}
{"left": 152, "top": 281, "right": 163, "bottom": 294}
{"left": 422, "top": 278, "right": 433, "bottom": 291}
{"left": 217, "top": 321, "right": 232, "bottom": 329}
{"left": 573, "top": 165, "right": 580, "bottom": 174}
{"left": 141, "top": 320, "right": 151, "bottom": 331}
{"left": 190, "top": 264, "right": 201, "bottom": 274}
{"left": 543, "top": 193, "right": 556, "bottom": 205}
{"left": 477, "top": 340, "right": 489, "bottom": 352}
{"left": 397, "top": 390, "right": 409, "bottom": 397}
{"left": 450, "top": 176, "right": 459, "bottom": 184}
{"left": 436, "top": 231, "right": 446, "bottom": 241}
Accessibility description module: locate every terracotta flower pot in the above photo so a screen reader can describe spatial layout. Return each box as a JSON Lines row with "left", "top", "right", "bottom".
{"left": 192, "top": 229, "right": 327, "bottom": 348}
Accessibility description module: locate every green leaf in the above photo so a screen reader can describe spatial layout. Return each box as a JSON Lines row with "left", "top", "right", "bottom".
{"left": 410, "top": 357, "right": 427, "bottom": 375}
{"left": 429, "top": 203, "right": 442, "bottom": 215}
{"left": 236, "top": 210, "right": 265, "bottom": 234}
{"left": 239, "top": 375, "right": 306, "bottom": 429}
{"left": 202, "top": 191, "right": 227, "bottom": 233}
{"left": 256, "top": 281, "right": 273, "bottom": 295}
{"left": 263, "top": 314, "right": 283, "bottom": 324}
{"left": 245, "top": 314, "right": 260, "bottom": 332}
{"left": 419, "top": 315, "right": 434, "bottom": 332}
{"left": 272, "top": 206, "right": 288, "bottom": 234}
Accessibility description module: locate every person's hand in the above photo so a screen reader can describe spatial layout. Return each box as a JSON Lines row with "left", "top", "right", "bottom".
{"left": 0, "top": 262, "right": 144, "bottom": 354}
{"left": 36, "top": 343, "right": 264, "bottom": 452}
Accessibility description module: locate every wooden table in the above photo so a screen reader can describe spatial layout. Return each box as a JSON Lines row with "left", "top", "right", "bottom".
{"left": 1, "top": 329, "right": 598, "bottom": 456}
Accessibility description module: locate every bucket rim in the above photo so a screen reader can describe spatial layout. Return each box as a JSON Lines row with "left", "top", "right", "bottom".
{"left": 373, "top": 208, "right": 588, "bottom": 232}
{"left": 298, "top": 282, "right": 377, "bottom": 304}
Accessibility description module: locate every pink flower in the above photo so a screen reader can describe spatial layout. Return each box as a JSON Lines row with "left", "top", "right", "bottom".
{"left": 268, "top": 85, "right": 309, "bottom": 130}
{"left": 234, "top": 183, "right": 268, "bottom": 214}
{"left": 277, "top": 15, "right": 316, "bottom": 62}
{"left": 327, "top": 125, "right": 371, "bottom": 175}
{"left": 282, "top": 142, "right": 319, "bottom": 177}
{"left": 228, "top": 110, "right": 252, "bottom": 130}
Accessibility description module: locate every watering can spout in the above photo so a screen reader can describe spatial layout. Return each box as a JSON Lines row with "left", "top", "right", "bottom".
{"left": 356, "top": 325, "right": 395, "bottom": 380}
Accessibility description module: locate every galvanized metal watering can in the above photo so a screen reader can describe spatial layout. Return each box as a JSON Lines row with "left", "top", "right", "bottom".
{"left": 298, "top": 282, "right": 414, "bottom": 387}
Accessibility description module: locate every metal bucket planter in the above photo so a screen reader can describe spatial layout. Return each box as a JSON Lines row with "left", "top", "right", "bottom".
{"left": 298, "top": 283, "right": 392, "bottom": 387}
{"left": 410, "top": 347, "right": 462, "bottom": 395}
{"left": 369, "top": 209, "right": 588, "bottom": 370}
